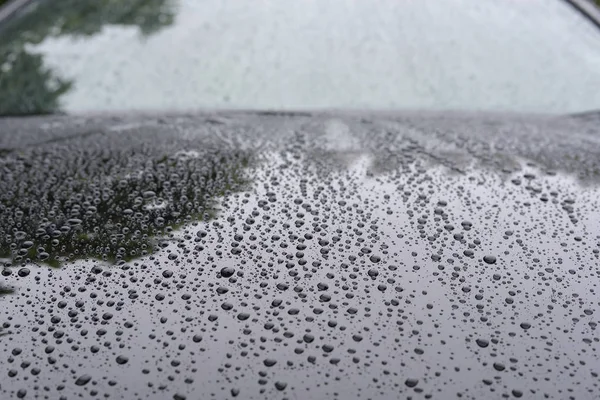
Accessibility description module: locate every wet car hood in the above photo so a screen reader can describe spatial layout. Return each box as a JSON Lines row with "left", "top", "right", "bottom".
{"left": 0, "top": 111, "right": 599, "bottom": 400}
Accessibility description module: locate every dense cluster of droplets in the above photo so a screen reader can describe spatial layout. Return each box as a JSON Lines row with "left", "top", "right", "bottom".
{"left": 0, "top": 113, "right": 599, "bottom": 399}
{"left": 0, "top": 121, "right": 250, "bottom": 267}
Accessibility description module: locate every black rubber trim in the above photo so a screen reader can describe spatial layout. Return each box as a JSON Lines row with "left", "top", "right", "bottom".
{"left": 564, "top": 0, "right": 600, "bottom": 30}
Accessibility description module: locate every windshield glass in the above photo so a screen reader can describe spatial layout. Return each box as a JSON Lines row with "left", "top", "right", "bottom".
{"left": 1, "top": 0, "right": 600, "bottom": 116}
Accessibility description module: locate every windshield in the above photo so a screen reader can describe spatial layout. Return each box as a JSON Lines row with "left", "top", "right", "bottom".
{"left": 1, "top": 0, "right": 600, "bottom": 116}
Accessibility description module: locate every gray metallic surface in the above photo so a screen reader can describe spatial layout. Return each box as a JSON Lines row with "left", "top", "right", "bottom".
{"left": 0, "top": 111, "right": 599, "bottom": 399}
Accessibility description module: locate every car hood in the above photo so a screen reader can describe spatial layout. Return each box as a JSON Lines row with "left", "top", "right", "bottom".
{"left": 0, "top": 111, "right": 599, "bottom": 399}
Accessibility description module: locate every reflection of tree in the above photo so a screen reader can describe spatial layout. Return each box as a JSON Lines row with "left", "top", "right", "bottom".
{"left": 0, "top": 286, "right": 12, "bottom": 295}
{"left": 1, "top": 0, "right": 175, "bottom": 43}
{"left": 0, "top": 286, "right": 12, "bottom": 337}
{"left": 0, "top": 285, "right": 12, "bottom": 322}
{"left": 0, "top": 143, "right": 250, "bottom": 267}
{"left": 0, "top": 0, "right": 176, "bottom": 116}
{"left": 0, "top": 48, "right": 72, "bottom": 116}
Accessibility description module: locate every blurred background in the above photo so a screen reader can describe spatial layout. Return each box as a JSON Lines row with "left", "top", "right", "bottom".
{"left": 1, "top": 0, "right": 600, "bottom": 116}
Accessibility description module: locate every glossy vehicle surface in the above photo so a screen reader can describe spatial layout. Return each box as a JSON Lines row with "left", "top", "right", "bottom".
{"left": 1, "top": 1, "right": 600, "bottom": 399}
{"left": 1, "top": 110, "right": 600, "bottom": 399}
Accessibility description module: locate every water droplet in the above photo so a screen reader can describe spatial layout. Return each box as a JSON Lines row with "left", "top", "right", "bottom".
{"left": 116, "top": 355, "right": 129, "bottom": 365}
{"left": 483, "top": 255, "right": 496, "bottom": 264}
{"left": 405, "top": 378, "right": 419, "bottom": 387}
{"left": 263, "top": 358, "right": 277, "bottom": 367}
{"left": 75, "top": 374, "right": 92, "bottom": 386}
